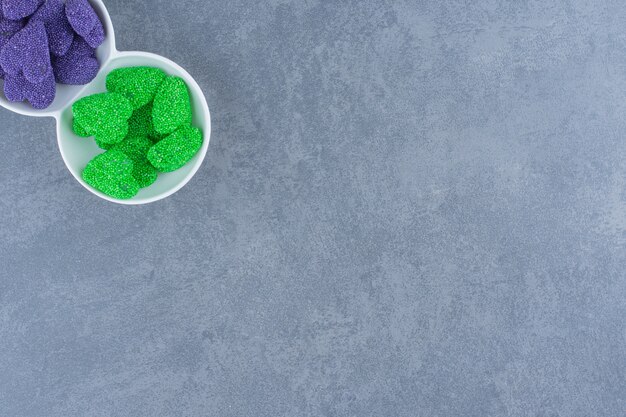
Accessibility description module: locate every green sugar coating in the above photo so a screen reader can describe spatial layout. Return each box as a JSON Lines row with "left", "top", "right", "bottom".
{"left": 112, "top": 135, "right": 158, "bottom": 188}
{"left": 95, "top": 138, "right": 115, "bottom": 150}
{"left": 114, "top": 135, "right": 152, "bottom": 157}
{"left": 73, "top": 119, "right": 90, "bottom": 137}
{"left": 130, "top": 160, "right": 158, "bottom": 188}
{"left": 106, "top": 66, "right": 167, "bottom": 110}
{"left": 152, "top": 76, "right": 192, "bottom": 135}
{"left": 73, "top": 93, "right": 133, "bottom": 145}
{"left": 148, "top": 125, "right": 203, "bottom": 172}
{"left": 127, "top": 103, "right": 161, "bottom": 141}
{"left": 151, "top": 133, "right": 168, "bottom": 143}
{"left": 82, "top": 149, "right": 140, "bottom": 199}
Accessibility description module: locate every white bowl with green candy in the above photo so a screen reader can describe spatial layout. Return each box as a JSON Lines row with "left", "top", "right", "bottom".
{"left": 62, "top": 55, "right": 210, "bottom": 204}
{"left": 0, "top": 0, "right": 211, "bottom": 204}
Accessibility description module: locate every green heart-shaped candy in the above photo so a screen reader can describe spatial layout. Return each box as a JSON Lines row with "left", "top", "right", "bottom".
{"left": 82, "top": 149, "right": 140, "bottom": 199}
{"left": 106, "top": 66, "right": 167, "bottom": 110}
{"left": 147, "top": 125, "right": 202, "bottom": 172}
{"left": 73, "top": 93, "right": 133, "bottom": 145}
{"left": 152, "top": 76, "right": 192, "bottom": 135}
{"left": 112, "top": 135, "right": 158, "bottom": 188}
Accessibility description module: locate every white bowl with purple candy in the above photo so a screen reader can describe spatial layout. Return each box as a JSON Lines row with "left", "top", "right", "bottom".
{"left": 0, "top": 0, "right": 211, "bottom": 204}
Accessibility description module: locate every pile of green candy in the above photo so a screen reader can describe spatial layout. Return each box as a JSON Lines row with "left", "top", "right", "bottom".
{"left": 72, "top": 66, "right": 203, "bottom": 199}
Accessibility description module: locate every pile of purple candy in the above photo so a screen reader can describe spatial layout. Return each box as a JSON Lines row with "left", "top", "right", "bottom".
{"left": 0, "top": 0, "right": 104, "bottom": 109}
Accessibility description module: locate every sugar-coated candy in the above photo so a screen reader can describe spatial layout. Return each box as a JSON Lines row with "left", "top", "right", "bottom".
{"left": 0, "top": 17, "right": 24, "bottom": 34}
{"left": 61, "top": 32, "right": 92, "bottom": 56}
{"left": 152, "top": 76, "right": 192, "bottom": 135}
{"left": 72, "top": 92, "right": 132, "bottom": 145}
{"left": 30, "top": 0, "right": 73, "bottom": 57}
{"left": 1, "top": 0, "right": 43, "bottom": 20}
{"left": 126, "top": 102, "right": 160, "bottom": 140}
{"left": 65, "top": 0, "right": 103, "bottom": 47}
{"left": 0, "top": 33, "right": 10, "bottom": 78}
{"left": 94, "top": 137, "right": 112, "bottom": 150}
{"left": 4, "top": 67, "right": 54, "bottom": 108}
{"left": 0, "top": 3, "right": 25, "bottom": 33}
{"left": 112, "top": 135, "right": 157, "bottom": 188}
{"left": 82, "top": 149, "right": 139, "bottom": 199}
{"left": 131, "top": 159, "right": 158, "bottom": 188}
{"left": 52, "top": 36, "right": 97, "bottom": 84}
{"left": 148, "top": 125, "right": 202, "bottom": 172}
{"left": 97, "top": 104, "right": 160, "bottom": 149}
{"left": 72, "top": 117, "right": 89, "bottom": 137}
{"left": 81, "top": 14, "right": 102, "bottom": 47}
{"left": 113, "top": 135, "right": 152, "bottom": 163}
{"left": 0, "top": 20, "right": 51, "bottom": 83}
{"left": 106, "top": 66, "right": 166, "bottom": 110}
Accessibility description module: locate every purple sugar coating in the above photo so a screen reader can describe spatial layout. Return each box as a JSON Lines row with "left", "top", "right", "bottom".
{"left": 0, "top": 31, "right": 9, "bottom": 50}
{"left": 65, "top": 0, "right": 100, "bottom": 38}
{"left": 53, "top": 37, "right": 98, "bottom": 84}
{"left": 0, "top": 31, "right": 14, "bottom": 79}
{"left": 30, "top": 0, "right": 73, "bottom": 57}
{"left": 0, "top": 20, "right": 51, "bottom": 83}
{"left": 0, "top": 15, "right": 24, "bottom": 34}
{"left": 53, "top": 54, "right": 97, "bottom": 84}
{"left": 4, "top": 67, "right": 55, "bottom": 108}
{"left": 3, "top": 71, "right": 26, "bottom": 100}
{"left": 0, "top": 0, "right": 26, "bottom": 34}
{"left": 65, "top": 35, "right": 93, "bottom": 57}
{"left": 82, "top": 15, "right": 103, "bottom": 47}
{"left": 1, "top": 0, "right": 43, "bottom": 20}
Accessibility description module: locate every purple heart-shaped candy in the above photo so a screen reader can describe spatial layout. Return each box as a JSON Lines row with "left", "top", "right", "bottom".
{"left": 4, "top": 68, "right": 55, "bottom": 108}
{"left": 65, "top": 0, "right": 104, "bottom": 48}
{"left": 30, "top": 0, "right": 73, "bottom": 57}
{"left": 1, "top": 0, "right": 43, "bottom": 20}
{"left": 53, "top": 37, "right": 98, "bottom": 84}
{"left": 0, "top": 20, "right": 51, "bottom": 83}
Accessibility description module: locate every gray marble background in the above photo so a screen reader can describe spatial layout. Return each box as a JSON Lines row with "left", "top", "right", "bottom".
{"left": 1, "top": 0, "right": 625, "bottom": 416}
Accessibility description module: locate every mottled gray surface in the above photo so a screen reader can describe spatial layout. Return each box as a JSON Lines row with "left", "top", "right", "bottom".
{"left": 0, "top": 0, "right": 625, "bottom": 416}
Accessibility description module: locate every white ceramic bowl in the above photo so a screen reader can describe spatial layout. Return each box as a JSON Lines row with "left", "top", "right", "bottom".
{"left": 0, "top": 0, "right": 211, "bottom": 205}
